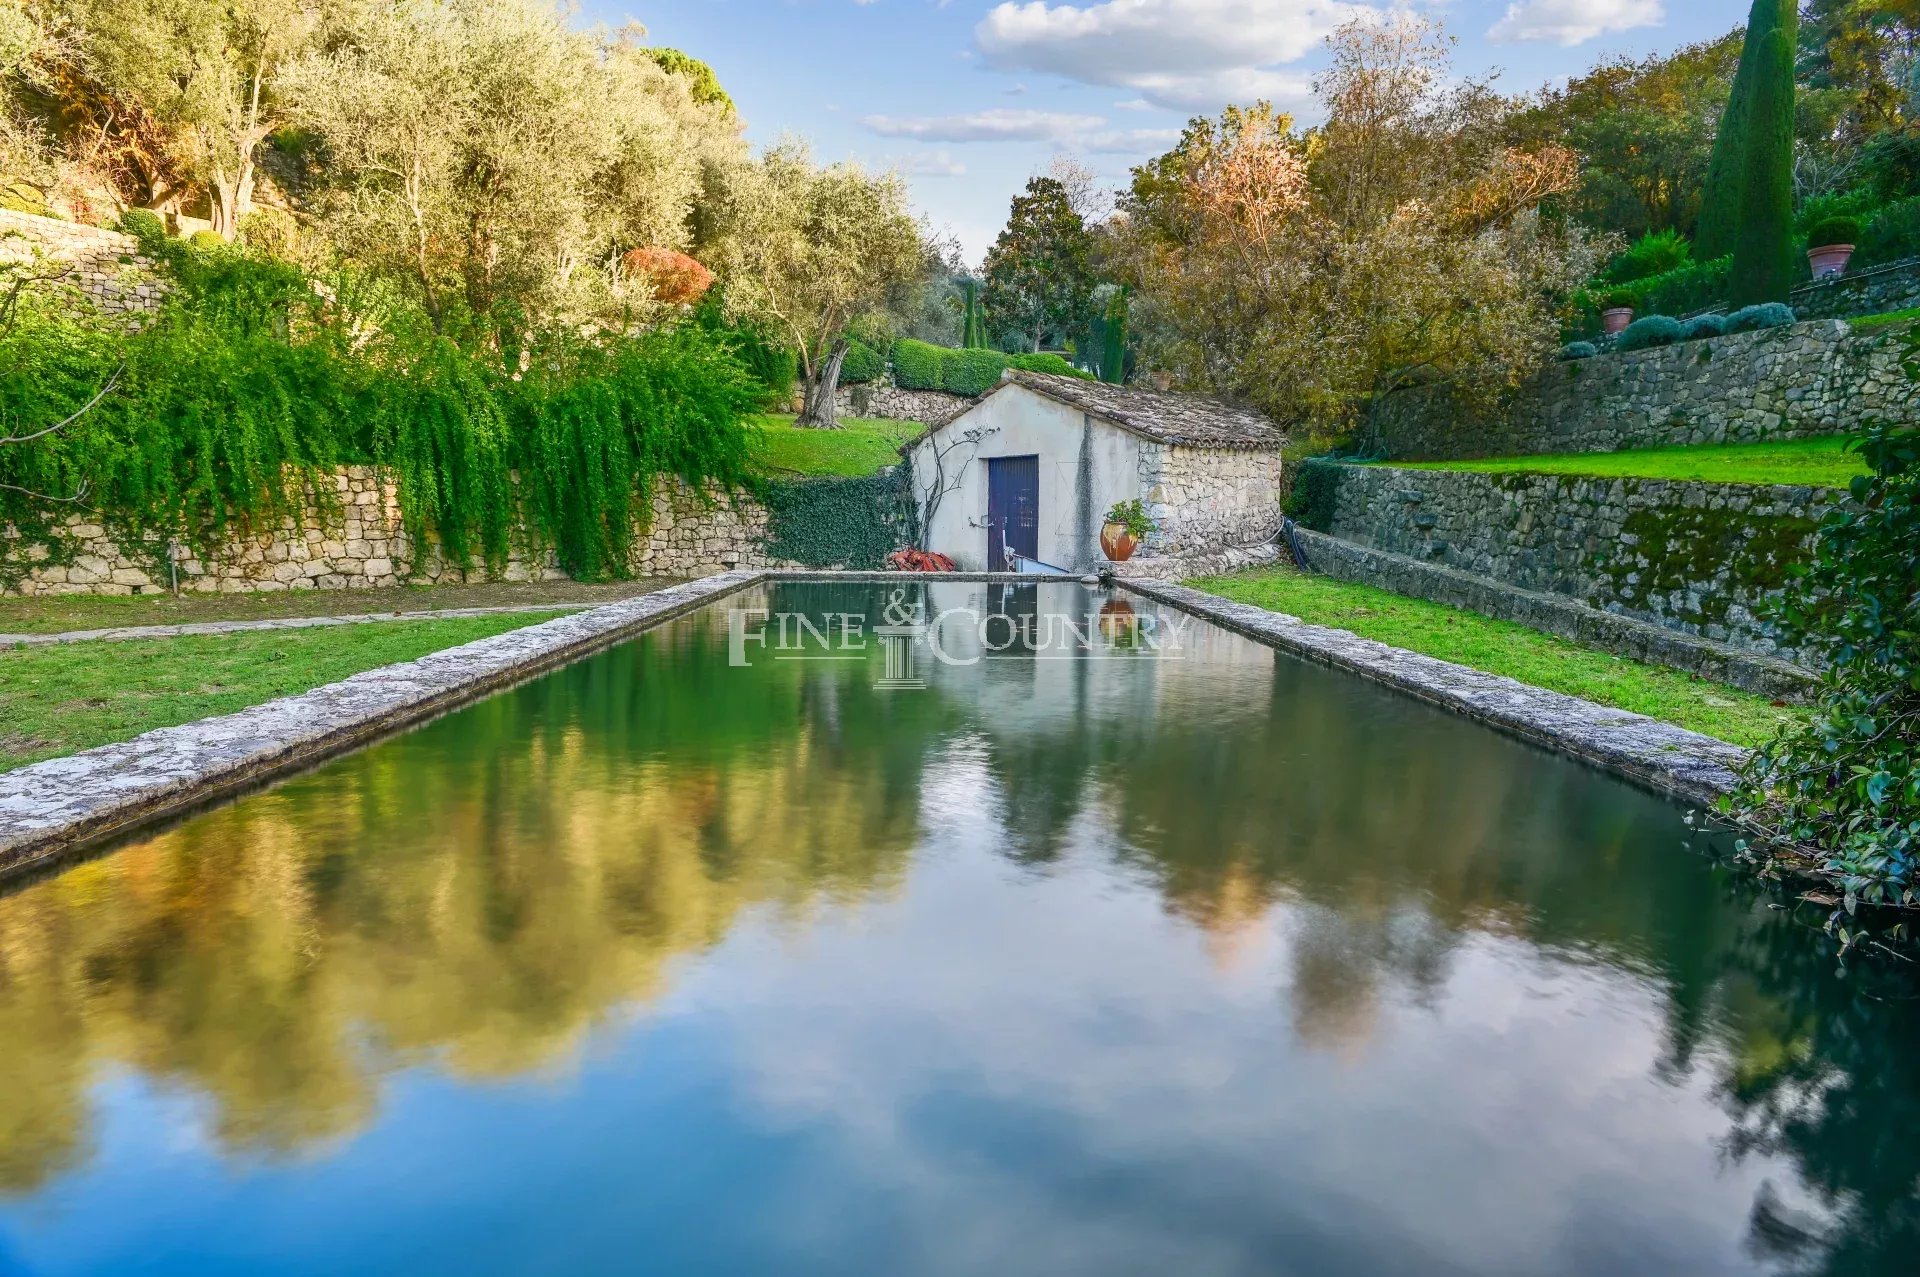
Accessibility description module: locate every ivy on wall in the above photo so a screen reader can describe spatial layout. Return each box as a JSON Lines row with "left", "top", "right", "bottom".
{"left": 1285, "top": 457, "right": 1348, "bottom": 532}
{"left": 760, "top": 465, "right": 918, "bottom": 568}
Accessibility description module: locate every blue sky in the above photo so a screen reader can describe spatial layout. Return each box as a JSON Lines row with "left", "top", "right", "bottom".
{"left": 620, "top": 1, "right": 1751, "bottom": 262}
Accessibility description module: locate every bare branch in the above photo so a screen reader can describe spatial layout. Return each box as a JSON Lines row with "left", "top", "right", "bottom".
{"left": 0, "top": 363, "right": 125, "bottom": 447}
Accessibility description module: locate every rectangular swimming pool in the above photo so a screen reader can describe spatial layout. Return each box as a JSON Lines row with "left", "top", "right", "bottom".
{"left": 0, "top": 581, "right": 1913, "bottom": 1276}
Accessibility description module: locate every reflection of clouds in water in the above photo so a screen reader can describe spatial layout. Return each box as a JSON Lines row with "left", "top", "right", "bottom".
{"left": 685, "top": 841, "right": 1833, "bottom": 1277}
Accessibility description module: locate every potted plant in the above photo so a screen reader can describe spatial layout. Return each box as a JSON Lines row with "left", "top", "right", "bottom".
{"left": 1101, "top": 499, "right": 1155, "bottom": 562}
{"left": 1806, "top": 215, "right": 1864, "bottom": 280}
{"left": 1597, "top": 288, "right": 1637, "bottom": 336}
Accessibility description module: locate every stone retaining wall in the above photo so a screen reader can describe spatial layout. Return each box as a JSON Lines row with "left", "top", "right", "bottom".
{"left": 1373, "top": 319, "right": 1913, "bottom": 461}
{"left": 1125, "top": 443, "right": 1284, "bottom": 578}
{"left": 1291, "top": 527, "right": 1817, "bottom": 699}
{"left": 835, "top": 382, "right": 971, "bottom": 423}
{"left": 0, "top": 208, "right": 164, "bottom": 318}
{"left": 1326, "top": 464, "right": 1843, "bottom": 660}
{"left": 1791, "top": 257, "right": 1920, "bottom": 321}
{"left": 4, "top": 467, "right": 795, "bottom": 596}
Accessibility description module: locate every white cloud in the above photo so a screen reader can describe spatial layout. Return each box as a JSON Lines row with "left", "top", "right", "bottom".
{"left": 1487, "top": 0, "right": 1664, "bottom": 47}
{"left": 861, "top": 108, "right": 1107, "bottom": 142}
{"left": 886, "top": 150, "right": 970, "bottom": 177}
{"left": 976, "top": 0, "right": 1361, "bottom": 111}
{"left": 1083, "top": 126, "right": 1181, "bottom": 154}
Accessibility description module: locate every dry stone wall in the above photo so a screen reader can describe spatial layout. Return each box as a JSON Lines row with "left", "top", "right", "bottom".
{"left": 834, "top": 382, "right": 971, "bottom": 423}
{"left": 4, "top": 467, "right": 794, "bottom": 596}
{"left": 1791, "top": 257, "right": 1920, "bottom": 321}
{"left": 1123, "top": 443, "right": 1284, "bottom": 578}
{"left": 1373, "top": 320, "right": 1915, "bottom": 461}
{"left": 1326, "top": 463, "right": 1842, "bottom": 660}
{"left": 0, "top": 208, "right": 164, "bottom": 318}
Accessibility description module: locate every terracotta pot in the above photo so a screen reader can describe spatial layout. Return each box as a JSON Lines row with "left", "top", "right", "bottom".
{"left": 1099, "top": 521, "right": 1138, "bottom": 562}
{"left": 1601, "top": 307, "right": 1634, "bottom": 336}
{"left": 1808, "top": 243, "right": 1854, "bottom": 281}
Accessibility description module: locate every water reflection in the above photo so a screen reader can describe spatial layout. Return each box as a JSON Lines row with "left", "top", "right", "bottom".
{"left": 0, "top": 583, "right": 1913, "bottom": 1275}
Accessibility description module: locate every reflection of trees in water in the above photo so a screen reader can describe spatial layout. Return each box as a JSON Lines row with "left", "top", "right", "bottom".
{"left": 0, "top": 603, "right": 952, "bottom": 1194}
{"left": 957, "top": 634, "right": 1920, "bottom": 1276}
{"left": 1, "top": 584, "right": 1915, "bottom": 1276}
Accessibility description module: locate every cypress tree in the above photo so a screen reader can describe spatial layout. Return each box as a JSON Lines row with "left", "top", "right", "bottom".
{"left": 1729, "top": 7, "right": 1799, "bottom": 305}
{"left": 1100, "top": 287, "right": 1129, "bottom": 384}
{"left": 1696, "top": 0, "right": 1794, "bottom": 261}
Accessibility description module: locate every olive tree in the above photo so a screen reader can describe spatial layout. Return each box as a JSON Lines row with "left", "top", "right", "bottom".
{"left": 706, "top": 140, "right": 924, "bottom": 427}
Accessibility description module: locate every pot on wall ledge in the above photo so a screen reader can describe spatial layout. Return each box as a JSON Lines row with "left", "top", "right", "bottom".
{"left": 1100, "top": 521, "right": 1139, "bottom": 562}
{"left": 1808, "top": 243, "right": 1854, "bottom": 280}
{"left": 1600, "top": 307, "right": 1634, "bottom": 336}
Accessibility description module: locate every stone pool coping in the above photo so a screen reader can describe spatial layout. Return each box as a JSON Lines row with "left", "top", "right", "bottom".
{"left": 1120, "top": 579, "right": 1748, "bottom": 808}
{"left": 0, "top": 568, "right": 1746, "bottom": 881}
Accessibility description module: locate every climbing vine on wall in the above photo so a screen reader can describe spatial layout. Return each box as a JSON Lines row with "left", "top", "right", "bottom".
{"left": 0, "top": 245, "right": 760, "bottom": 584}
{"left": 761, "top": 466, "right": 918, "bottom": 568}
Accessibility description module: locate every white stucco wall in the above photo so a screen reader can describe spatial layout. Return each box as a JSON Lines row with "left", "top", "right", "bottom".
{"left": 908, "top": 385, "right": 1146, "bottom": 572}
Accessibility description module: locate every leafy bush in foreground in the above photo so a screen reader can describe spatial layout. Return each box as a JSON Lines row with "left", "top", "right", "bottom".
{"left": 1731, "top": 422, "right": 1920, "bottom": 954}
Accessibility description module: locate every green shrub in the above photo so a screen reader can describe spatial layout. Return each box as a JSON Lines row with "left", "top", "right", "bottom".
{"left": 1853, "top": 196, "right": 1920, "bottom": 269}
{"left": 1730, "top": 423, "right": 1920, "bottom": 954}
{"left": 1602, "top": 229, "right": 1692, "bottom": 284}
{"left": 0, "top": 257, "right": 759, "bottom": 585}
{"left": 1285, "top": 457, "right": 1347, "bottom": 532}
{"left": 1007, "top": 351, "right": 1092, "bottom": 379}
{"left": 1726, "top": 302, "right": 1796, "bottom": 333}
{"left": 1795, "top": 189, "right": 1879, "bottom": 239}
{"left": 1560, "top": 341, "right": 1598, "bottom": 360}
{"left": 1596, "top": 287, "right": 1639, "bottom": 311}
{"left": 1804, "top": 214, "right": 1865, "bottom": 248}
{"left": 838, "top": 338, "right": 884, "bottom": 385}
{"left": 760, "top": 468, "right": 917, "bottom": 568}
{"left": 117, "top": 208, "right": 166, "bottom": 251}
{"left": 943, "top": 347, "right": 1009, "bottom": 396}
{"left": 1616, "top": 315, "right": 1686, "bottom": 351}
{"left": 890, "top": 338, "right": 947, "bottom": 391}
{"left": 188, "top": 229, "right": 227, "bottom": 251}
{"left": 1637, "top": 256, "right": 1733, "bottom": 316}
{"left": 1682, "top": 313, "right": 1728, "bottom": 340}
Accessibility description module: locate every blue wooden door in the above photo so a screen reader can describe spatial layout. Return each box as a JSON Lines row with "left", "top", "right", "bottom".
{"left": 986, "top": 455, "right": 1039, "bottom": 568}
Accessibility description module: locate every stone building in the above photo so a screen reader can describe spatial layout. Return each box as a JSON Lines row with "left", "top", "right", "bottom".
{"left": 905, "top": 370, "right": 1285, "bottom": 575}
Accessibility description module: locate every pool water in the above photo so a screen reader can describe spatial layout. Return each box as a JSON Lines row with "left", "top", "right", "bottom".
{"left": 0, "top": 582, "right": 1914, "bottom": 1276}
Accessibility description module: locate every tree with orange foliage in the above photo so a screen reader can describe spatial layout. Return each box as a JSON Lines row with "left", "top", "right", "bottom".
{"left": 1117, "top": 14, "right": 1606, "bottom": 448}
{"left": 619, "top": 247, "right": 714, "bottom": 306}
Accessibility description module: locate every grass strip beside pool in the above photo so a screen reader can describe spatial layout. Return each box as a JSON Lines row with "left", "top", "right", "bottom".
{"left": 1386, "top": 436, "right": 1868, "bottom": 489}
{"left": 0, "top": 612, "right": 568, "bottom": 773}
{"left": 1187, "top": 567, "right": 1805, "bottom": 748}
{"left": 750, "top": 414, "right": 922, "bottom": 477}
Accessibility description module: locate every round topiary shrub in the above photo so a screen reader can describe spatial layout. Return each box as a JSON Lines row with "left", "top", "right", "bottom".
{"left": 118, "top": 207, "right": 166, "bottom": 251}
{"left": 943, "top": 347, "right": 1010, "bottom": 396}
{"left": 1559, "top": 341, "right": 1598, "bottom": 360}
{"left": 187, "top": 229, "right": 227, "bottom": 251}
{"left": 1804, "top": 214, "right": 1864, "bottom": 249}
{"left": 1726, "top": 302, "right": 1796, "bottom": 334}
{"left": 1681, "top": 313, "right": 1728, "bottom": 340}
{"left": 838, "top": 339, "right": 884, "bottom": 385}
{"left": 1615, "top": 315, "right": 1686, "bottom": 352}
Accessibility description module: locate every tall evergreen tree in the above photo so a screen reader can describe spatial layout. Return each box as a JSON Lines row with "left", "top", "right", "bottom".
{"left": 1697, "top": 0, "right": 1796, "bottom": 261}
{"left": 1730, "top": 4, "right": 1800, "bottom": 305}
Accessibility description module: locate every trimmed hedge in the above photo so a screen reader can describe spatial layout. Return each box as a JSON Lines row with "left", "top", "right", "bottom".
{"left": 1727, "top": 302, "right": 1796, "bottom": 333}
{"left": 887, "top": 339, "right": 1093, "bottom": 396}
{"left": 891, "top": 338, "right": 947, "bottom": 391}
{"left": 839, "top": 339, "right": 884, "bottom": 385}
{"left": 1616, "top": 315, "right": 1686, "bottom": 352}
{"left": 760, "top": 466, "right": 918, "bottom": 568}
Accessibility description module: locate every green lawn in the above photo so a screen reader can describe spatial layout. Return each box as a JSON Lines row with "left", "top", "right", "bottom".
{"left": 1188, "top": 567, "right": 1805, "bottom": 748}
{"left": 1388, "top": 435, "right": 1868, "bottom": 489}
{"left": 0, "top": 612, "right": 566, "bottom": 773}
{"left": 1849, "top": 306, "right": 1920, "bottom": 331}
{"left": 750, "top": 414, "right": 922, "bottom": 477}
